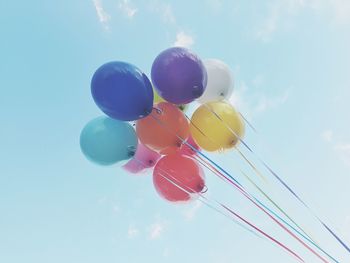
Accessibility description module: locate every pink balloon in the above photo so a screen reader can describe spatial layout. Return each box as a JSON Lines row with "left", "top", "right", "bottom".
{"left": 123, "top": 143, "right": 161, "bottom": 174}
{"left": 179, "top": 135, "right": 201, "bottom": 156}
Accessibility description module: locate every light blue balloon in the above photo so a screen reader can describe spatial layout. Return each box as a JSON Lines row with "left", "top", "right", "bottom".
{"left": 80, "top": 116, "right": 137, "bottom": 165}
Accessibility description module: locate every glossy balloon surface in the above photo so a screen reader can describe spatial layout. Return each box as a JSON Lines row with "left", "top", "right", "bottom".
{"left": 136, "top": 102, "right": 190, "bottom": 154}
{"left": 153, "top": 154, "right": 205, "bottom": 202}
{"left": 197, "top": 59, "right": 233, "bottom": 104}
{"left": 151, "top": 47, "right": 207, "bottom": 104}
{"left": 123, "top": 143, "right": 161, "bottom": 174}
{"left": 91, "top": 61, "right": 154, "bottom": 121}
{"left": 190, "top": 102, "right": 245, "bottom": 152}
{"left": 80, "top": 116, "right": 137, "bottom": 165}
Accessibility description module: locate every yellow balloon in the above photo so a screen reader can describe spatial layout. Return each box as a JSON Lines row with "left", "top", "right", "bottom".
{"left": 154, "top": 89, "right": 165, "bottom": 104}
{"left": 153, "top": 89, "right": 188, "bottom": 112}
{"left": 190, "top": 101, "right": 245, "bottom": 152}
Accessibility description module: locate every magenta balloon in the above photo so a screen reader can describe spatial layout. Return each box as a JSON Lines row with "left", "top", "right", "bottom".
{"left": 123, "top": 143, "right": 161, "bottom": 174}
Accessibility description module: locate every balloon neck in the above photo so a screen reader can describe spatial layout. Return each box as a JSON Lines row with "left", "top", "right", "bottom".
{"left": 192, "top": 85, "right": 202, "bottom": 97}
{"left": 127, "top": 146, "right": 136, "bottom": 157}
{"left": 201, "top": 185, "right": 208, "bottom": 194}
{"left": 152, "top": 106, "right": 163, "bottom": 114}
{"left": 176, "top": 141, "right": 182, "bottom": 148}
{"left": 143, "top": 108, "right": 153, "bottom": 116}
{"left": 178, "top": 105, "right": 186, "bottom": 111}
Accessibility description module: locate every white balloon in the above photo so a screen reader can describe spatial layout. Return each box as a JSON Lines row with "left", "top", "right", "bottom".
{"left": 197, "top": 59, "right": 234, "bottom": 104}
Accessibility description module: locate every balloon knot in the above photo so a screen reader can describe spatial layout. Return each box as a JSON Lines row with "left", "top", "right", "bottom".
{"left": 127, "top": 146, "right": 136, "bottom": 157}
{"left": 153, "top": 107, "right": 163, "bottom": 114}
{"left": 200, "top": 185, "right": 208, "bottom": 193}
{"left": 192, "top": 85, "right": 202, "bottom": 96}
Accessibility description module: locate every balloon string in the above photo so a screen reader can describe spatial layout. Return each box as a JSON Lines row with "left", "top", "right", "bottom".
{"left": 150, "top": 113, "right": 331, "bottom": 262}
{"left": 187, "top": 115, "right": 340, "bottom": 263}
{"left": 153, "top": 163, "right": 303, "bottom": 263}
{"left": 202, "top": 103, "right": 350, "bottom": 255}
{"left": 185, "top": 114, "right": 267, "bottom": 183}
{"left": 197, "top": 154, "right": 338, "bottom": 263}
{"left": 235, "top": 147, "right": 268, "bottom": 182}
{"left": 187, "top": 110, "right": 318, "bottom": 251}
{"left": 238, "top": 111, "right": 258, "bottom": 133}
{"left": 195, "top": 155, "right": 330, "bottom": 263}
{"left": 156, "top": 169, "right": 305, "bottom": 263}
{"left": 186, "top": 114, "right": 321, "bottom": 248}
{"left": 132, "top": 157, "right": 262, "bottom": 238}
{"left": 220, "top": 204, "right": 304, "bottom": 263}
{"left": 196, "top": 155, "right": 316, "bottom": 248}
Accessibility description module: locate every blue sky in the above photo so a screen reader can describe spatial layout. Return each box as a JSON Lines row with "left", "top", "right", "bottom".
{"left": 1, "top": 0, "right": 350, "bottom": 262}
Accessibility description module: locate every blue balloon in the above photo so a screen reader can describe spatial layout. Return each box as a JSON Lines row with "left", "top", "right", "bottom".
{"left": 91, "top": 62, "right": 154, "bottom": 121}
{"left": 80, "top": 116, "right": 138, "bottom": 165}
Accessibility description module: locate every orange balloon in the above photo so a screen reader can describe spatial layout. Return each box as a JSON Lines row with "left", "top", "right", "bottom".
{"left": 136, "top": 102, "right": 190, "bottom": 154}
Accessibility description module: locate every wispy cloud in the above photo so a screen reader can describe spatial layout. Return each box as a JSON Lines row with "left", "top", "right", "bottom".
{"left": 112, "top": 205, "right": 120, "bottom": 214}
{"left": 255, "top": 0, "right": 305, "bottom": 42}
{"left": 335, "top": 143, "right": 350, "bottom": 166}
{"left": 230, "top": 79, "right": 290, "bottom": 119}
{"left": 329, "top": 0, "right": 350, "bottom": 25}
{"left": 149, "top": 1, "right": 176, "bottom": 25}
{"left": 255, "top": 3, "right": 280, "bottom": 42}
{"left": 254, "top": 91, "right": 289, "bottom": 113}
{"left": 321, "top": 130, "right": 350, "bottom": 166}
{"left": 149, "top": 222, "right": 164, "bottom": 239}
{"left": 182, "top": 200, "right": 202, "bottom": 221}
{"left": 255, "top": 0, "right": 350, "bottom": 42}
{"left": 321, "top": 130, "right": 334, "bottom": 142}
{"left": 93, "top": 0, "right": 111, "bottom": 30}
{"left": 127, "top": 224, "right": 139, "bottom": 239}
{"left": 206, "top": 0, "right": 223, "bottom": 14}
{"left": 163, "top": 247, "right": 171, "bottom": 258}
{"left": 118, "top": 0, "right": 138, "bottom": 19}
{"left": 173, "top": 31, "right": 195, "bottom": 48}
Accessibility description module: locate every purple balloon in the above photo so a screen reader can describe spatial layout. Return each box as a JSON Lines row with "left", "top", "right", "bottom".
{"left": 151, "top": 47, "right": 207, "bottom": 104}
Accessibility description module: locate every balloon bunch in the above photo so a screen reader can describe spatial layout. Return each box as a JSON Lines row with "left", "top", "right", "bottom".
{"left": 80, "top": 47, "right": 349, "bottom": 262}
{"left": 81, "top": 47, "right": 239, "bottom": 202}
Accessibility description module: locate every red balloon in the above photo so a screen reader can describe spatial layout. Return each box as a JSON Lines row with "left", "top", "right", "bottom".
{"left": 153, "top": 154, "right": 205, "bottom": 202}
{"left": 179, "top": 135, "right": 201, "bottom": 156}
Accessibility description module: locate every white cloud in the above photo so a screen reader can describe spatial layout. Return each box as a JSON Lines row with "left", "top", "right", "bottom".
{"left": 255, "top": 0, "right": 350, "bottom": 42}
{"left": 329, "top": 0, "right": 350, "bottom": 24}
{"left": 93, "top": 0, "right": 111, "bottom": 30}
{"left": 206, "top": 0, "right": 223, "bottom": 13}
{"left": 112, "top": 205, "right": 120, "bottom": 213}
{"left": 149, "top": 222, "right": 164, "bottom": 239}
{"left": 229, "top": 79, "right": 290, "bottom": 120}
{"left": 321, "top": 130, "right": 334, "bottom": 142}
{"left": 162, "top": 4, "right": 176, "bottom": 24}
{"left": 321, "top": 130, "right": 350, "bottom": 166}
{"left": 255, "top": 4, "right": 280, "bottom": 42}
{"left": 335, "top": 143, "right": 350, "bottom": 166}
{"left": 255, "top": 0, "right": 305, "bottom": 42}
{"left": 182, "top": 200, "right": 202, "bottom": 221}
{"left": 127, "top": 224, "right": 139, "bottom": 239}
{"left": 163, "top": 247, "right": 171, "bottom": 258}
{"left": 149, "top": 1, "right": 176, "bottom": 25}
{"left": 254, "top": 91, "right": 290, "bottom": 113}
{"left": 173, "top": 31, "right": 194, "bottom": 48}
{"left": 118, "top": 0, "right": 138, "bottom": 19}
